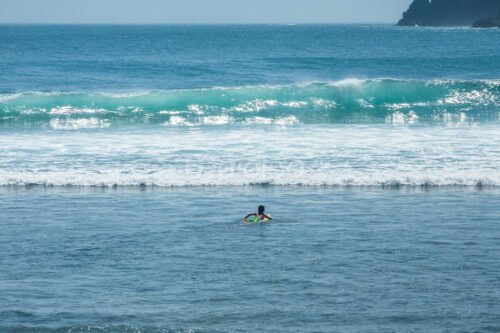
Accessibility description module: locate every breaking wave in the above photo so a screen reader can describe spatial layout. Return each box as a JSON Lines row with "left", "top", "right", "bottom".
{"left": 1, "top": 79, "right": 499, "bottom": 127}
{"left": 0, "top": 170, "right": 498, "bottom": 188}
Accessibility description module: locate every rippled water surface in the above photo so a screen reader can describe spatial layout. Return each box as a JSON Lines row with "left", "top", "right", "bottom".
{"left": 1, "top": 187, "right": 499, "bottom": 333}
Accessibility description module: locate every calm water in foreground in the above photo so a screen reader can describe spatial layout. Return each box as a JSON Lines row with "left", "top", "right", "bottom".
{"left": 0, "top": 187, "right": 499, "bottom": 333}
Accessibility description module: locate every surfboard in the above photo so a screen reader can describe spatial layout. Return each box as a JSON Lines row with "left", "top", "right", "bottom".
{"left": 245, "top": 215, "right": 271, "bottom": 224}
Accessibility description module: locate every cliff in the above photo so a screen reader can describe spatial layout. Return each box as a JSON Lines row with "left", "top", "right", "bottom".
{"left": 398, "top": 0, "right": 500, "bottom": 26}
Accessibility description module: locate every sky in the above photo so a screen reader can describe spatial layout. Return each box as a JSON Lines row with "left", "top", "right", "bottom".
{"left": 0, "top": 0, "right": 413, "bottom": 24}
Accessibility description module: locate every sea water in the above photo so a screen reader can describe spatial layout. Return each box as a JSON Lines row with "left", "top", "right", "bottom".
{"left": 0, "top": 25, "right": 499, "bottom": 332}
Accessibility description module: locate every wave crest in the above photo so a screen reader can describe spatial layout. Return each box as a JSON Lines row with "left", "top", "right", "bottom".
{"left": 1, "top": 79, "right": 499, "bottom": 127}
{"left": 1, "top": 170, "right": 498, "bottom": 188}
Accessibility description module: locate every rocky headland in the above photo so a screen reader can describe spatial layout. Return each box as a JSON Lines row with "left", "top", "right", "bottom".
{"left": 398, "top": 0, "right": 500, "bottom": 27}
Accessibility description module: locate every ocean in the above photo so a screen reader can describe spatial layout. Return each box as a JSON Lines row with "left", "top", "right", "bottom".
{"left": 0, "top": 24, "right": 499, "bottom": 332}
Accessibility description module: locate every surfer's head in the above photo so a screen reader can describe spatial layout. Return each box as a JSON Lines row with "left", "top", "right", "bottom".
{"left": 258, "top": 205, "right": 265, "bottom": 214}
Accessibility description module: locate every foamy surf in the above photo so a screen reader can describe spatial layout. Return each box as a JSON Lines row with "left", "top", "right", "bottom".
{"left": 0, "top": 170, "right": 498, "bottom": 188}
{"left": 1, "top": 79, "right": 499, "bottom": 127}
{"left": 1, "top": 122, "right": 498, "bottom": 188}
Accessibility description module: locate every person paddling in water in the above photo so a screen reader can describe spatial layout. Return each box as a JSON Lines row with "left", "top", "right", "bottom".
{"left": 243, "top": 205, "right": 272, "bottom": 224}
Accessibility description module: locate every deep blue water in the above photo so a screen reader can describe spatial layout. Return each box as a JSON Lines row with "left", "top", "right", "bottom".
{"left": 1, "top": 25, "right": 500, "bottom": 92}
{"left": 0, "top": 25, "right": 499, "bottom": 332}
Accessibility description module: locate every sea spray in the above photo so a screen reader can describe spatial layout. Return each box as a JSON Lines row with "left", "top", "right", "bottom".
{"left": 1, "top": 80, "right": 499, "bottom": 127}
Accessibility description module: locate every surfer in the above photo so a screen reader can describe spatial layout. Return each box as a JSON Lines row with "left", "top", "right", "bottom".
{"left": 243, "top": 205, "right": 273, "bottom": 224}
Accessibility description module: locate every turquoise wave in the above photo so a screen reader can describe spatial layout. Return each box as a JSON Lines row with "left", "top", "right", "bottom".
{"left": 1, "top": 79, "right": 499, "bottom": 127}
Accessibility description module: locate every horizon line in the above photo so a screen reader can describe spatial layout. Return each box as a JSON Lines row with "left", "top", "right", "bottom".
{"left": 0, "top": 21, "right": 397, "bottom": 26}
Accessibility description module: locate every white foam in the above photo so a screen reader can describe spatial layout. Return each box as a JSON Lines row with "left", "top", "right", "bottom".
{"left": 0, "top": 169, "right": 497, "bottom": 187}
{"left": 0, "top": 93, "right": 22, "bottom": 103}
{"left": 49, "top": 106, "right": 108, "bottom": 115}
{"left": 159, "top": 110, "right": 182, "bottom": 115}
{"left": 229, "top": 100, "right": 279, "bottom": 113}
{"left": 385, "top": 103, "right": 411, "bottom": 110}
{"left": 274, "top": 115, "right": 299, "bottom": 126}
{"left": 21, "top": 108, "right": 46, "bottom": 115}
{"left": 99, "top": 91, "right": 151, "bottom": 98}
{"left": 243, "top": 116, "right": 299, "bottom": 125}
{"left": 439, "top": 90, "right": 497, "bottom": 106}
{"left": 312, "top": 98, "right": 337, "bottom": 108}
{"left": 163, "top": 116, "right": 195, "bottom": 127}
{"left": 162, "top": 115, "right": 233, "bottom": 126}
{"left": 2, "top": 114, "right": 499, "bottom": 188}
{"left": 282, "top": 101, "right": 308, "bottom": 108}
{"left": 187, "top": 104, "right": 206, "bottom": 115}
{"left": 202, "top": 115, "right": 232, "bottom": 125}
{"left": 49, "top": 118, "right": 111, "bottom": 130}
{"left": 357, "top": 99, "right": 374, "bottom": 109}
{"left": 386, "top": 111, "right": 419, "bottom": 124}
{"left": 329, "top": 78, "right": 366, "bottom": 88}
{"left": 244, "top": 117, "right": 274, "bottom": 125}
